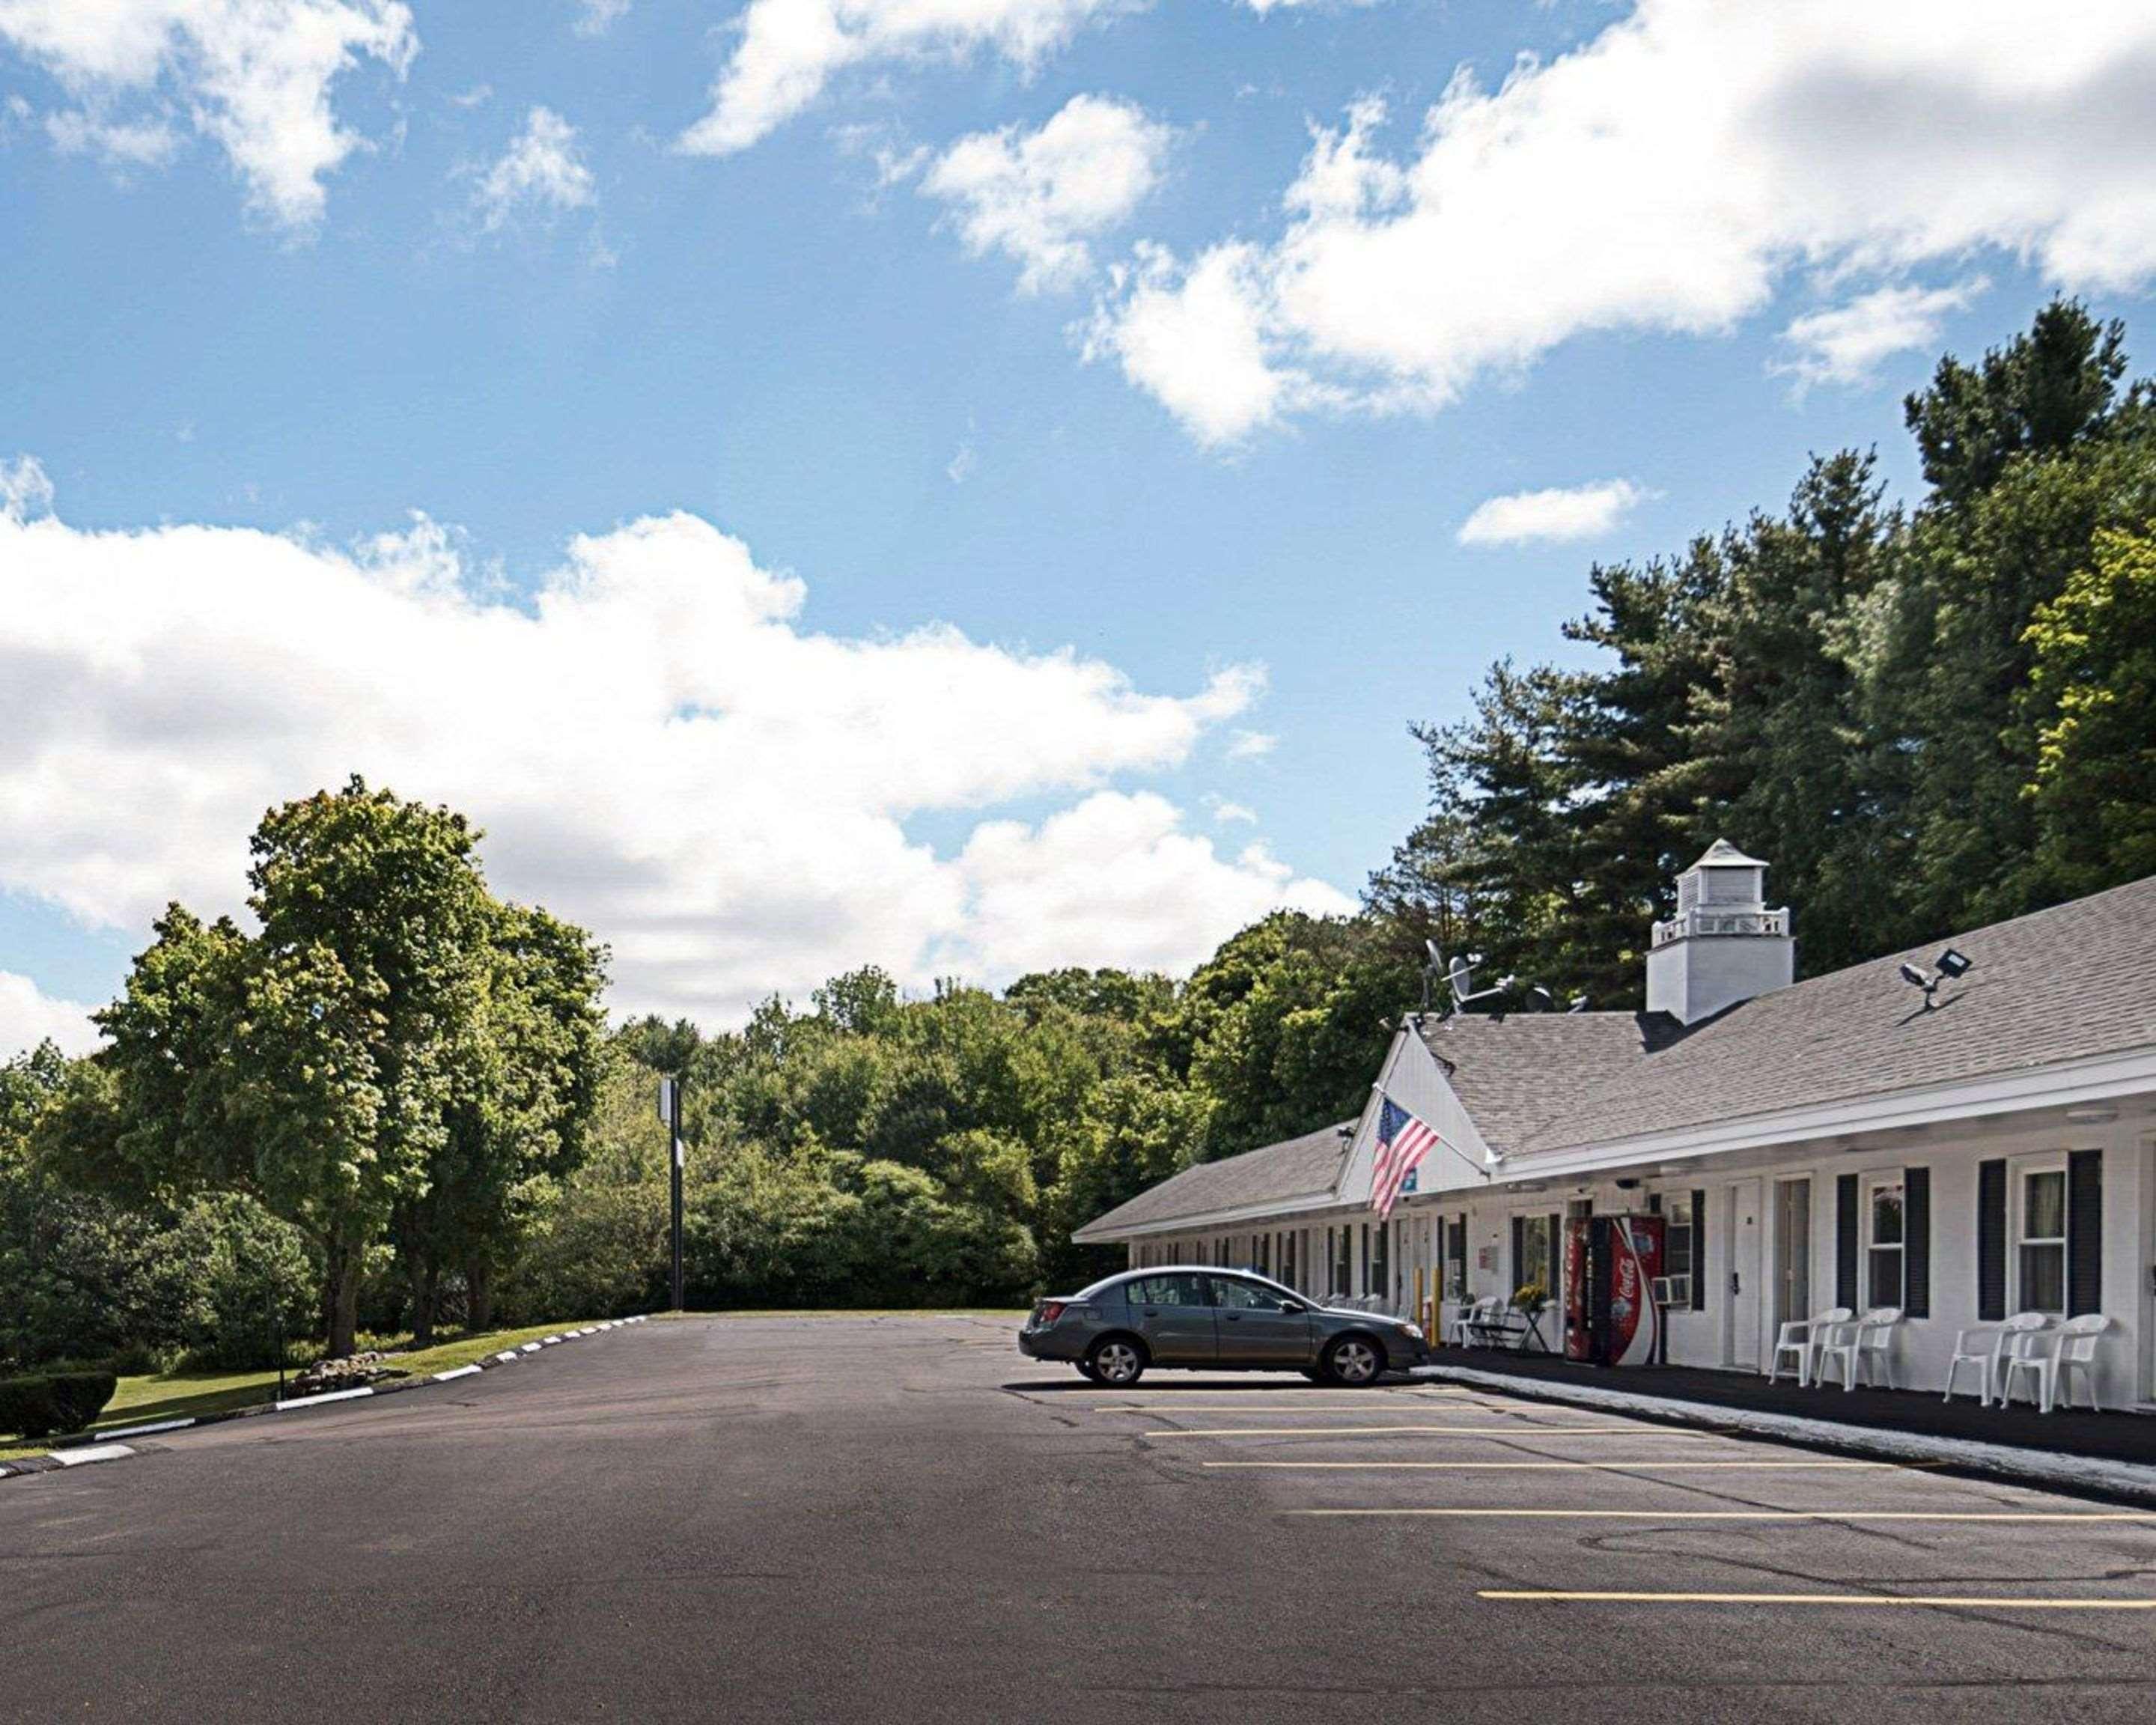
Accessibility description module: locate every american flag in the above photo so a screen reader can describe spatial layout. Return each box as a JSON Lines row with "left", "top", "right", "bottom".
{"left": 1371, "top": 1095, "right": 1437, "bottom": 1219}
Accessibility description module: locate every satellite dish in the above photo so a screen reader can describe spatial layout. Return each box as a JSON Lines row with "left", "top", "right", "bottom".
{"left": 1424, "top": 939, "right": 1444, "bottom": 969}
{"left": 1447, "top": 955, "right": 1474, "bottom": 1005}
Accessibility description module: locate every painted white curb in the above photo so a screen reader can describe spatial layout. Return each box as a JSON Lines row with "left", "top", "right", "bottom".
{"left": 1416, "top": 1364, "right": 2156, "bottom": 1503}
{"left": 430, "top": 1364, "right": 484, "bottom": 1382}
{"left": 94, "top": 1417, "right": 196, "bottom": 1440}
{"left": 52, "top": 1443, "right": 135, "bottom": 1467}
{"left": 275, "top": 1385, "right": 376, "bottom": 1411}
{"left": 494, "top": 1350, "right": 521, "bottom": 1363}
{"left": 520, "top": 1342, "right": 543, "bottom": 1353}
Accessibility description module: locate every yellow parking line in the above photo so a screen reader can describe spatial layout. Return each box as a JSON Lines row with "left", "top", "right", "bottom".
{"left": 1155, "top": 1429, "right": 1702, "bottom": 1440}
{"left": 1479, "top": 1590, "right": 2156, "bottom": 1610}
{"left": 1204, "top": 1459, "right": 1931, "bottom": 1471}
{"left": 1297, "top": 1509, "right": 2156, "bottom": 1522}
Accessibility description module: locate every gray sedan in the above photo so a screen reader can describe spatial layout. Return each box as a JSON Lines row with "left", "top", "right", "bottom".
{"left": 1018, "top": 1268, "right": 1430, "bottom": 1387}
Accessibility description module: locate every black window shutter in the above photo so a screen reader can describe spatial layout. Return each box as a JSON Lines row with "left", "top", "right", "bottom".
{"left": 1904, "top": 1166, "right": 1930, "bottom": 1318}
{"left": 2068, "top": 1150, "right": 2103, "bottom": 1317}
{"left": 1977, "top": 1159, "right": 2007, "bottom": 1321}
{"left": 1690, "top": 1188, "right": 1708, "bottom": 1310}
{"left": 1836, "top": 1174, "right": 1858, "bottom": 1309}
{"left": 1510, "top": 1216, "right": 1524, "bottom": 1294}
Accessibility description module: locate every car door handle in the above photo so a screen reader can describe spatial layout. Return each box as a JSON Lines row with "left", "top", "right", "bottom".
{"left": 1222, "top": 1314, "right": 1242, "bottom": 1322}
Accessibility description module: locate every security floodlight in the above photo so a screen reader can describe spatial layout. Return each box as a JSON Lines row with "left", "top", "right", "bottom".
{"left": 1566, "top": 994, "right": 1589, "bottom": 1014}
{"left": 1527, "top": 983, "right": 1554, "bottom": 1010}
{"left": 1899, "top": 960, "right": 1946, "bottom": 1009}
{"left": 1900, "top": 946, "right": 1973, "bottom": 1011}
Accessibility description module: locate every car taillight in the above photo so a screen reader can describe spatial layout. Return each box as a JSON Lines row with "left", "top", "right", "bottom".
{"left": 1038, "top": 1301, "right": 1066, "bottom": 1324}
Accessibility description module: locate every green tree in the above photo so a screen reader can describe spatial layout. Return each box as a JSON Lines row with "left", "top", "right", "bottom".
{"left": 2021, "top": 523, "right": 2156, "bottom": 892}
{"left": 77, "top": 779, "right": 603, "bottom": 1357}
{"left": 1904, "top": 299, "right": 2134, "bottom": 507}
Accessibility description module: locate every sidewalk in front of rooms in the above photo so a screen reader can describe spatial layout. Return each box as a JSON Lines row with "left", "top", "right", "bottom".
{"left": 1415, "top": 1345, "right": 2156, "bottom": 1505}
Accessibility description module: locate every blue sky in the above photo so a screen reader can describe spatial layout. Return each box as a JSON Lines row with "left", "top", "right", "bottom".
{"left": 4, "top": 0, "right": 2155, "bottom": 1047}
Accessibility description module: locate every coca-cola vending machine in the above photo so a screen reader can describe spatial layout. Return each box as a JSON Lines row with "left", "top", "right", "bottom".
{"left": 1562, "top": 1213, "right": 1666, "bottom": 1366}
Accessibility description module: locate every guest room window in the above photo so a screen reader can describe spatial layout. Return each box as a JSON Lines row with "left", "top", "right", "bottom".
{"left": 2017, "top": 1164, "right": 2068, "bottom": 1315}
{"left": 1866, "top": 1175, "right": 1904, "bottom": 1309}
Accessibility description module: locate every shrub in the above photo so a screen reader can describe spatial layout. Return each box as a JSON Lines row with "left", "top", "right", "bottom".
{"left": 0, "top": 1369, "right": 118, "bottom": 1439}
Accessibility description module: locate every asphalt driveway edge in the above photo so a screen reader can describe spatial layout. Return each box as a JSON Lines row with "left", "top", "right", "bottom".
{"left": 1414, "top": 1362, "right": 2156, "bottom": 1508}
{"left": 0, "top": 1315, "right": 653, "bottom": 1484}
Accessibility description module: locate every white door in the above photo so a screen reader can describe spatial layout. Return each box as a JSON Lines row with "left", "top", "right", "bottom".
{"left": 1726, "top": 1179, "right": 1764, "bottom": 1369}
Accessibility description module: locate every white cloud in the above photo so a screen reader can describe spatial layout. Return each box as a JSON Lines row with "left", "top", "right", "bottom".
{"left": 0, "top": 0, "right": 417, "bottom": 227}
{"left": 676, "top": 0, "right": 1128, "bottom": 156}
{"left": 0, "top": 454, "right": 54, "bottom": 521}
{"left": 1773, "top": 278, "right": 1988, "bottom": 390}
{"left": 0, "top": 972, "right": 99, "bottom": 1059}
{"left": 1094, "top": 2, "right": 2156, "bottom": 443}
{"left": 921, "top": 93, "right": 1169, "bottom": 293}
{"left": 1225, "top": 728, "right": 1276, "bottom": 761}
{"left": 46, "top": 107, "right": 181, "bottom": 168}
{"left": 1206, "top": 796, "right": 1258, "bottom": 825}
{"left": 574, "top": 0, "right": 632, "bottom": 36}
{"left": 1088, "top": 242, "right": 1314, "bottom": 447}
{"left": 946, "top": 440, "right": 977, "bottom": 483}
{"left": 473, "top": 106, "right": 595, "bottom": 231}
{"left": 0, "top": 496, "right": 1336, "bottom": 1024}
{"left": 944, "top": 793, "right": 1348, "bottom": 976}
{"left": 1458, "top": 478, "right": 1649, "bottom": 547}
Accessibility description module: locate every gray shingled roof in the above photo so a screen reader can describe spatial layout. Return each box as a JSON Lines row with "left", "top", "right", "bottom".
{"left": 1434, "top": 871, "right": 2156, "bottom": 1156}
{"left": 1071, "top": 1119, "right": 1354, "bottom": 1239}
{"left": 1416, "top": 1011, "right": 1684, "bottom": 1156}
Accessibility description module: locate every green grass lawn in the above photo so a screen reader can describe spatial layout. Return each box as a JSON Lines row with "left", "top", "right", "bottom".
{"left": 1, "top": 1318, "right": 619, "bottom": 1461}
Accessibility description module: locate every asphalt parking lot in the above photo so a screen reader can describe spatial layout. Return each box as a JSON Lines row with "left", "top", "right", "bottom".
{"left": 2, "top": 1315, "right": 2152, "bottom": 1722}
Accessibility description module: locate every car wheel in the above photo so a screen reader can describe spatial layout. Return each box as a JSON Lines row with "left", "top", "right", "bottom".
{"left": 1076, "top": 1359, "right": 1100, "bottom": 1382}
{"left": 1323, "top": 1335, "right": 1383, "bottom": 1387}
{"left": 1086, "top": 1336, "right": 1146, "bottom": 1387}
{"left": 1298, "top": 1368, "right": 1324, "bottom": 1383}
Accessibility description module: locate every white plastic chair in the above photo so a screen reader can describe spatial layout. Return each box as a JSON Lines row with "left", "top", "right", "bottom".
{"left": 1814, "top": 1306, "right": 1901, "bottom": 1390}
{"left": 1983, "top": 1311, "right": 2052, "bottom": 1405}
{"left": 2003, "top": 1313, "right": 2112, "bottom": 1414}
{"left": 1768, "top": 1306, "right": 1851, "bottom": 1386}
{"left": 1944, "top": 1324, "right": 2002, "bottom": 1405}
{"left": 2053, "top": 1314, "right": 2113, "bottom": 1412}
{"left": 1446, "top": 1297, "right": 1493, "bottom": 1346}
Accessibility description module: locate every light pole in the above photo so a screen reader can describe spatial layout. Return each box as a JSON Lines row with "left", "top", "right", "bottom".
{"left": 657, "top": 1076, "right": 685, "bottom": 1312}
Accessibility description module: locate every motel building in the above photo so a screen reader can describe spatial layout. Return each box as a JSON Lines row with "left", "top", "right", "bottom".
{"left": 1074, "top": 847, "right": 2156, "bottom": 1411}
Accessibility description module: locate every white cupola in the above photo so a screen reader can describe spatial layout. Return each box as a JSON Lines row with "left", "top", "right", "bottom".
{"left": 1645, "top": 839, "right": 1794, "bottom": 1025}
